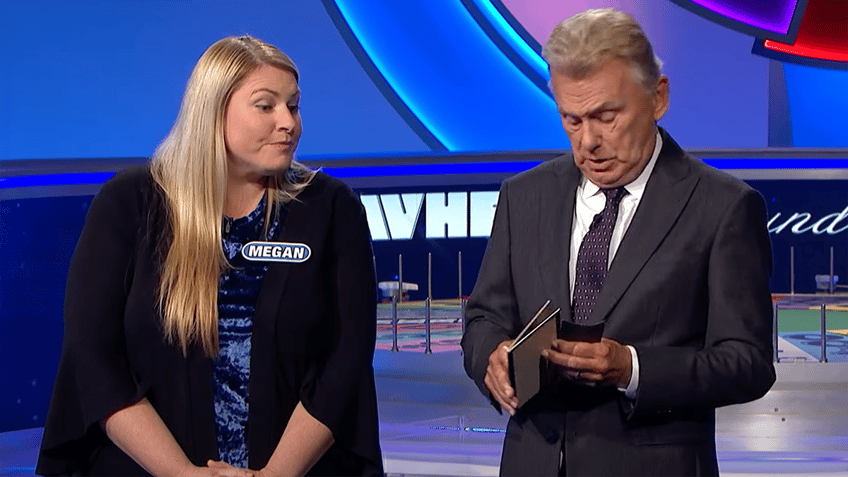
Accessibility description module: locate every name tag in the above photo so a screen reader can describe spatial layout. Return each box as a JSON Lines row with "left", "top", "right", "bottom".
{"left": 241, "top": 241, "right": 311, "bottom": 263}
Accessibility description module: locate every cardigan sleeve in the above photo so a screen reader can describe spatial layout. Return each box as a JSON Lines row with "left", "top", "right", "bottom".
{"left": 37, "top": 168, "right": 151, "bottom": 475}
{"left": 298, "top": 181, "right": 378, "bottom": 437}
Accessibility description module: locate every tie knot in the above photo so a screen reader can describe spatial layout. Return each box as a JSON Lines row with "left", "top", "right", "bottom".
{"left": 602, "top": 186, "right": 627, "bottom": 209}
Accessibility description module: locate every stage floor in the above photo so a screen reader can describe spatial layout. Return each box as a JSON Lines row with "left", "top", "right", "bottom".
{"left": 2, "top": 302, "right": 847, "bottom": 476}
{"left": 4, "top": 353, "right": 848, "bottom": 477}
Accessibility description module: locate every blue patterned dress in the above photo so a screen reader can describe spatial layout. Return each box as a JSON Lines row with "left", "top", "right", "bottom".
{"left": 213, "top": 199, "right": 283, "bottom": 467}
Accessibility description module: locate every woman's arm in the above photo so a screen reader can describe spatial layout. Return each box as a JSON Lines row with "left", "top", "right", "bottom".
{"left": 103, "top": 398, "right": 219, "bottom": 477}
{"left": 254, "top": 402, "right": 334, "bottom": 477}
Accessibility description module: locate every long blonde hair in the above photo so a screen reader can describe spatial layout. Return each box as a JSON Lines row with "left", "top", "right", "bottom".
{"left": 150, "top": 36, "right": 315, "bottom": 357}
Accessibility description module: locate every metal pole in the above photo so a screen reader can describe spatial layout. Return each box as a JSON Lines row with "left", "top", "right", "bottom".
{"left": 424, "top": 297, "right": 432, "bottom": 354}
{"left": 425, "top": 253, "right": 432, "bottom": 354}
{"left": 391, "top": 295, "right": 399, "bottom": 353}
{"left": 820, "top": 303, "right": 828, "bottom": 363}
{"left": 790, "top": 246, "right": 795, "bottom": 294}
{"left": 773, "top": 301, "right": 779, "bottom": 363}
{"left": 458, "top": 251, "right": 463, "bottom": 299}
{"left": 428, "top": 253, "right": 433, "bottom": 301}
{"left": 830, "top": 246, "right": 835, "bottom": 294}
{"left": 398, "top": 254, "right": 404, "bottom": 303}
{"left": 461, "top": 296, "right": 468, "bottom": 335}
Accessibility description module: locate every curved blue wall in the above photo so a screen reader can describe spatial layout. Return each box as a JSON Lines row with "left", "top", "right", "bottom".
{"left": 0, "top": 1, "right": 429, "bottom": 160}
{"left": 2, "top": 0, "right": 847, "bottom": 161}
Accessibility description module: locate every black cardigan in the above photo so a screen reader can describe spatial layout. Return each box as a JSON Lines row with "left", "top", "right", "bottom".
{"left": 37, "top": 166, "right": 383, "bottom": 476}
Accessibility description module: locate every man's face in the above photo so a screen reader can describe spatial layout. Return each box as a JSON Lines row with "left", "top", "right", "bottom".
{"left": 551, "top": 59, "right": 669, "bottom": 188}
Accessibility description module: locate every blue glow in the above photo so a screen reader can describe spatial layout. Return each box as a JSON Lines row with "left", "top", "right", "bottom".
{"left": 321, "top": 161, "right": 541, "bottom": 178}
{"left": 468, "top": 426, "right": 507, "bottom": 433}
{"left": 334, "top": 0, "right": 456, "bottom": 149}
{"left": 701, "top": 158, "right": 848, "bottom": 169}
{"left": 473, "top": 0, "right": 549, "bottom": 79}
{"left": 332, "top": 0, "right": 563, "bottom": 151}
{"left": 0, "top": 172, "right": 116, "bottom": 189}
{"left": 430, "top": 425, "right": 507, "bottom": 433}
{"left": 324, "top": 159, "right": 848, "bottom": 177}
{"left": 4, "top": 158, "right": 848, "bottom": 190}
{"left": 783, "top": 64, "right": 848, "bottom": 147}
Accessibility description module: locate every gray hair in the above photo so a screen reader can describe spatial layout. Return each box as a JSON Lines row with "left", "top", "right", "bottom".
{"left": 542, "top": 8, "right": 663, "bottom": 90}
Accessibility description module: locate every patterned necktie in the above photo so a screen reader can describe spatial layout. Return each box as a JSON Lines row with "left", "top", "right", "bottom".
{"left": 572, "top": 187, "right": 627, "bottom": 322}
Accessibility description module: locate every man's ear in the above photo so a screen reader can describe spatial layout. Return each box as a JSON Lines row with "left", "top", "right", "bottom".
{"left": 654, "top": 75, "right": 669, "bottom": 121}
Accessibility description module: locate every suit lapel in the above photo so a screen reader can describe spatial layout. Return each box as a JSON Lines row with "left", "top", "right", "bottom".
{"left": 537, "top": 157, "right": 581, "bottom": 322}
{"left": 590, "top": 131, "right": 699, "bottom": 324}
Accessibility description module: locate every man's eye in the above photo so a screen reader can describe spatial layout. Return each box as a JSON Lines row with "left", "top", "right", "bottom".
{"left": 564, "top": 115, "right": 581, "bottom": 126}
{"left": 598, "top": 111, "right": 616, "bottom": 122}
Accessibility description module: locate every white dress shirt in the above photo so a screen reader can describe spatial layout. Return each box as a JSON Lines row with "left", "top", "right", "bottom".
{"left": 568, "top": 131, "right": 662, "bottom": 399}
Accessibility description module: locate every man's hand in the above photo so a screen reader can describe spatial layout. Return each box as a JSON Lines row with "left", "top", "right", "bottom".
{"left": 484, "top": 339, "right": 517, "bottom": 415}
{"left": 542, "top": 337, "right": 632, "bottom": 388}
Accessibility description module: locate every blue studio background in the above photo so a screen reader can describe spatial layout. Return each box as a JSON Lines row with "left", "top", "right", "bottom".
{"left": 2, "top": 0, "right": 848, "bottom": 433}
{"left": 6, "top": 0, "right": 843, "bottom": 160}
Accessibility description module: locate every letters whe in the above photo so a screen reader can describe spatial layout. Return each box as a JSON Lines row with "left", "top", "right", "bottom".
{"left": 361, "top": 191, "right": 500, "bottom": 241}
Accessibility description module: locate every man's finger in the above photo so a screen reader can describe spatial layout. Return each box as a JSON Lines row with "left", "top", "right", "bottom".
{"left": 486, "top": 360, "right": 516, "bottom": 409}
{"left": 553, "top": 339, "right": 604, "bottom": 357}
{"left": 494, "top": 368, "right": 516, "bottom": 404}
{"left": 485, "top": 372, "right": 515, "bottom": 415}
{"left": 544, "top": 347, "right": 591, "bottom": 370}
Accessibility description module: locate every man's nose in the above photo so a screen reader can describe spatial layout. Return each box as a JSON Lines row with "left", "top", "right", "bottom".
{"left": 580, "top": 121, "right": 602, "bottom": 153}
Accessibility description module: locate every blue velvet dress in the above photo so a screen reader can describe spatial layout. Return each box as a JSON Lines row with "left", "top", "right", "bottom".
{"left": 213, "top": 199, "right": 282, "bottom": 467}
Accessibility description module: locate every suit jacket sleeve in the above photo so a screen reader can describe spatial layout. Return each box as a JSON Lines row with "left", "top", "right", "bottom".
{"left": 629, "top": 186, "right": 775, "bottom": 418}
{"left": 37, "top": 168, "right": 150, "bottom": 475}
{"left": 461, "top": 180, "right": 520, "bottom": 407}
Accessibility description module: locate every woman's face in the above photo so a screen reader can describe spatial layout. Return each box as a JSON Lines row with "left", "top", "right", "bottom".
{"left": 224, "top": 64, "right": 301, "bottom": 182}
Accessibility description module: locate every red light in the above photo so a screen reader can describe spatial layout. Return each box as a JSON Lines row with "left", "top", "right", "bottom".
{"left": 762, "top": 1, "right": 848, "bottom": 63}
{"left": 764, "top": 40, "right": 848, "bottom": 63}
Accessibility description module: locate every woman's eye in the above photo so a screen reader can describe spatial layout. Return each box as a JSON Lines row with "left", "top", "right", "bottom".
{"left": 256, "top": 103, "right": 273, "bottom": 112}
{"left": 288, "top": 104, "right": 300, "bottom": 113}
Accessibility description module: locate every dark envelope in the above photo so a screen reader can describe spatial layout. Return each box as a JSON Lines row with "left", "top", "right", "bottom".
{"left": 559, "top": 320, "right": 605, "bottom": 343}
{"left": 507, "top": 300, "right": 560, "bottom": 408}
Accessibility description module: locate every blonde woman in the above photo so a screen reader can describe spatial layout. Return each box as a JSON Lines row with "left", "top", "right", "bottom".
{"left": 37, "top": 36, "right": 382, "bottom": 476}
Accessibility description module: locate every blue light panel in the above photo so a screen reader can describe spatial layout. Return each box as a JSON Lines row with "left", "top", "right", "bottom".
{"left": 0, "top": 172, "right": 116, "bottom": 189}
{"left": 472, "top": 0, "right": 549, "bottom": 79}
{"left": 332, "top": 0, "right": 565, "bottom": 151}
{"left": 5, "top": 158, "right": 848, "bottom": 190}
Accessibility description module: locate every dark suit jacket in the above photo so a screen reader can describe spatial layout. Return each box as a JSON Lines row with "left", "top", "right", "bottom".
{"left": 461, "top": 129, "right": 775, "bottom": 476}
{"left": 37, "top": 166, "right": 383, "bottom": 476}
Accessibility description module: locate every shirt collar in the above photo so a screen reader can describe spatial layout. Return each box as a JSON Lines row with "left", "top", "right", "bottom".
{"left": 580, "top": 130, "right": 663, "bottom": 201}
